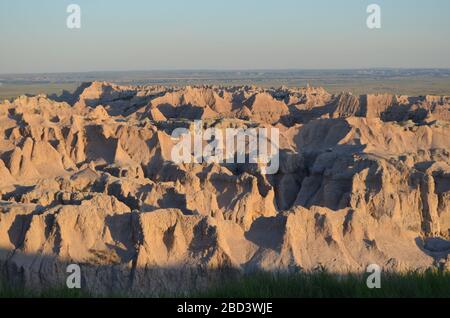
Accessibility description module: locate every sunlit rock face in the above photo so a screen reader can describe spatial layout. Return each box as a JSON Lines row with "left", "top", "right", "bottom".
{"left": 0, "top": 82, "right": 449, "bottom": 295}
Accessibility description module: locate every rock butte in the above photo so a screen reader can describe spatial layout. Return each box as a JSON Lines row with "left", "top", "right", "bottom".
{"left": 0, "top": 81, "right": 449, "bottom": 295}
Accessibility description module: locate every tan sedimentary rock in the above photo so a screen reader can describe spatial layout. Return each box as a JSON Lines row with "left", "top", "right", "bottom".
{"left": 0, "top": 82, "right": 449, "bottom": 295}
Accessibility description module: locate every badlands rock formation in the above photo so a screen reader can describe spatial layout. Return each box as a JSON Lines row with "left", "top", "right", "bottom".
{"left": 0, "top": 82, "right": 449, "bottom": 295}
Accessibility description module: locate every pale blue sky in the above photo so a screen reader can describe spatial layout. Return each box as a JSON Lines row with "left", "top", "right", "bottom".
{"left": 1, "top": 0, "right": 449, "bottom": 73}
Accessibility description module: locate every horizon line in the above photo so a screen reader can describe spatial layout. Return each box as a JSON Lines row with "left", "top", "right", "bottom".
{"left": 2, "top": 67, "right": 450, "bottom": 77}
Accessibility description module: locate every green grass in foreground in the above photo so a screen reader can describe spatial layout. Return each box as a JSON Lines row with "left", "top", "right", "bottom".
{"left": 0, "top": 282, "right": 90, "bottom": 298}
{"left": 2, "top": 271, "right": 450, "bottom": 298}
{"left": 192, "top": 271, "right": 450, "bottom": 298}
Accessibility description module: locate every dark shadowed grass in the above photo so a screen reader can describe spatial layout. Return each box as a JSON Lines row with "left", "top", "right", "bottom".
{"left": 2, "top": 271, "right": 450, "bottom": 298}
{"left": 192, "top": 270, "right": 450, "bottom": 298}
{"left": 0, "top": 286, "right": 91, "bottom": 298}
{"left": 0, "top": 280, "right": 91, "bottom": 298}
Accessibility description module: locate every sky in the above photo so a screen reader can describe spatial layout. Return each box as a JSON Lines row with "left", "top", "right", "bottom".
{"left": 0, "top": 0, "right": 450, "bottom": 74}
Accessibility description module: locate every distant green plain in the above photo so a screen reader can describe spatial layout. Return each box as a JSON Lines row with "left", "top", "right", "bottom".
{"left": 0, "top": 83, "right": 79, "bottom": 101}
{"left": 2, "top": 75, "right": 450, "bottom": 102}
